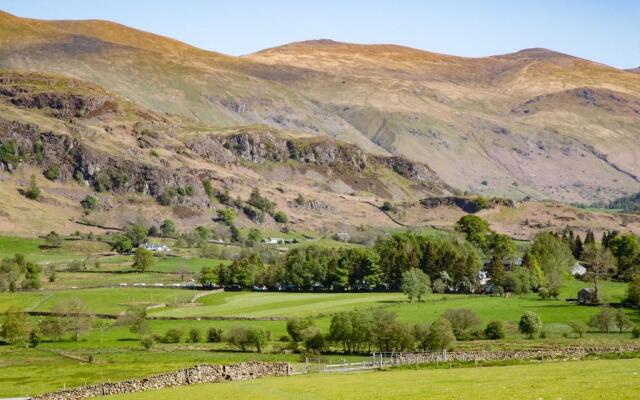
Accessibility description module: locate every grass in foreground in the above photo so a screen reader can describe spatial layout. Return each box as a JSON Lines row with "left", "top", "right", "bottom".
{"left": 107, "top": 358, "right": 640, "bottom": 400}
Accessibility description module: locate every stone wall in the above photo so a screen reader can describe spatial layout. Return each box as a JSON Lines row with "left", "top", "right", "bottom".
{"left": 33, "top": 362, "right": 290, "bottom": 400}
{"left": 377, "top": 345, "right": 640, "bottom": 366}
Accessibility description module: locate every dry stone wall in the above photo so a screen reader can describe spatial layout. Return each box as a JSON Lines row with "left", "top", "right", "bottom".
{"left": 33, "top": 362, "right": 290, "bottom": 400}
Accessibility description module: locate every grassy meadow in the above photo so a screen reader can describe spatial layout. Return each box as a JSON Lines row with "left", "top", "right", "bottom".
{"left": 103, "top": 358, "right": 640, "bottom": 400}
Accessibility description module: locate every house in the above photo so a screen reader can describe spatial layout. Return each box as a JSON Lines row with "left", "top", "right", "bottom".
{"left": 140, "top": 243, "right": 171, "bottom": 253}
{"left": 571, "top": 262, "right": 587, "bottom": 277}
{"left": 262, "top": 237, "right": 299, "bottom": 245}
{"left": 482, "top": 257, "right": 522, "bottom": 272}
{"left": 577, "top": 287, "right": 595, "bottom": 304}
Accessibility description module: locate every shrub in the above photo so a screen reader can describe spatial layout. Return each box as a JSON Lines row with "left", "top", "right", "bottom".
{"left": 427, "top": 318, "right": 457, "bottom": 352}
{"left": 189, "top": 328, "right": 202, "bottom": 343}
{"left": 568, "top": 321, "right": 587, "bottom": 338}
{"left": 632, "top": 325, "right": 640, "bottom": 339}
{"left": 442, "top": 308, "right": 482, "bottom": 339}
{"left": 588, "top": 308, "right": 616, "bottom": 333}
{"left": 81, "top": 195, "right": 98, "bottom": 211}
{"left": 43, "top": 166, "right": 60, "bottom": 181}
{"left": 207, "top": 327, "right": 223, "bottom": 343}
{"left": 163, "top": 328, "right": 183, "bottom": 343}
{"left": 274, "top": 211, "right": 288, "bottom": 224}
{"left": 217, "top": 208, "right": 236, "bottom": 226}
{"left": 287, "top": 318, "right": 314, "bottom": 342}
{"left": 381, "top": 201, "right": 394, "bottom": 212}
{"left": 203, "top": 180, "right": 214, "bottom": 198}
{"left": 484, "top": 320, "right": 505, "bottom": 340}
{"left": 141, "top": 336, "right": 154, "bottom": 350}
{"left": 519, "top": 311, "right": 542, "bottom": 339}
{"left": 25, "top": 175, "right": 41, "bottom": 200}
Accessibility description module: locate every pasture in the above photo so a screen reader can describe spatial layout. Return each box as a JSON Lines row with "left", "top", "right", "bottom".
{"left": 105, "top": 358, "right": 640, "bottom": 400}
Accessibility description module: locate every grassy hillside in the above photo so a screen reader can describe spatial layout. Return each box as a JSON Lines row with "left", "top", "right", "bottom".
{"left": 0, "top": 12, "right": 638, "bottom": 202}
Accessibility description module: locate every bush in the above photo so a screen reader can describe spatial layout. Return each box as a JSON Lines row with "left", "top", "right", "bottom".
{"left": 588, "top": 308, "right": 616, "bottom": 333}
{"left": 81, "top": 195, "right": 98, "bottom": 211}
{"left": 189, "top": 328, "right": 202, "bottom": 343}
{"left": 381, "top": 201, "right": 394, "bottom": 212}
{"left": 25, "top": 175, "right": 41, "bottom": 200}
{"left": 141, "top": 336, "right": 154, "bottom": 350}
{"left": 519, "top": 311, "right": 542, "bottom": 339}
{"left": 442, "top": 308, "right": 482, "bottom": 339}
{"left": 484, "top": 320, "right": 505, "bottom": 340}
{"left": 163, "top": 328, "right": 183, "bottom": 343}
{"left": 427, "top": 318, "right": 457, "bottom": 351}
{"left": 207, "top": 327, "right": 223, "bottom": 343}
{"left": 632, "top": 325, "right": 640, "bottom": 339}
{"left": 274, "top": 211, "right": 288, "bottom": 224}
{"left": 43, "top": 166, "right": 60, "bottom": 181}
{"left": 569, "top": 321, "right": 587, "bottom": 338}
{"left": 287, "top": 318, "right": 314, "bottom": 342}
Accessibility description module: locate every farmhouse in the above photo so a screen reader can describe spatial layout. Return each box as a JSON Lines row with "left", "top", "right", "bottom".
{"left": 571, "top": 262, "right": 587, "bottom": 277}
{"left": 140, "top": 243, "right": 171, "bottom": 253}
{"left": 262, "top": 237, "right": 298, "bottom": 245}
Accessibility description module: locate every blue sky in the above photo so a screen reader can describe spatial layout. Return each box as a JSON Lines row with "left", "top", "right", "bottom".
{"left": 1, "top": 0, "right": 638, "bottom": 68}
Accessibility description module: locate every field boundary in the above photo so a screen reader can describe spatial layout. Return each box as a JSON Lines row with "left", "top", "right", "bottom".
{"left": 32, "top": 362, "right": 291, "bottom": 400}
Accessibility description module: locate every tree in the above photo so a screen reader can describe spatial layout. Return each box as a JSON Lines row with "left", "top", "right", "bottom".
{"left": 54, "top": 298, "right": 94, "bottom": 341}
{"left": 189, "top": 328, "right": 202, "bottom": 343}
{"left": 287, "top": 318, "right": 314, "bottom": 342}
{"left": 199, "top": 266, "right": 218, "bottom": 287}
{"left": 217, "top": 208, "right": 236, "bottom": 226}
{"left": 426, "top": 318, "right": 457, "bottom": 352}
{"left": 609, "top": 234, "right": 640, "bottom": 280}
{"left": 401, "top": 268, "right": 431, "bottom": 302}
{"left": 626, "top": 274, "right": 640, "bottom": 306}
{"left": 124, "top": 223, "right": 148, "bottom": 247}
{"left": 39, "top": 317, "right": 65, "bottom": 341}
{"left": 455, "top": 215, "right": 491, "bottom": 251}
{"left": 141, "top": 336, "right": 154, "bottom": 350}
{"left": 163, "top": 328, "right": 183, "bottom": 343}
{"left": 246, "top": 228, "right": 263, "bottom": 247}
{"left": 487, "top": 255, "right": 505, "bottom": 289}
{"left": 582, "top": 244, "right": 615, "bottom": 304}
{"left": 522, "top": 252, "right": 544, "bottom": 290}
{"left": 302, "top": 326, "right": 325, "bottom": 353}
{"left": 588, "top": 308, "right": 616, "bottom": 333}
{"left": 44, "top": 231, "right": 62, "bottom": 248}
{"left": 484, "top": 320, "right": 505, "bottom": 340}
{"left": 248, "top": 188, "right": 275, "bottom": 214}
{"left": 80, "top": 195, "right": 98, "bottom": 211}
{"left": 207, "top": 327, "right": 223, "bottom": 343}
{"left": 111, "top": 235, "right": 133, "bottom": 254}
{"left": 160, "top": 219, "right": 177, "bottom": 237}
{"left": 29, "top": 327, "right": 42, "bottom": 348}
{"left": 25, "top": 174, "right": 41, "bottom": 200}
{"left": 1, "top": 307, "right": 29, "bottom": 345}
{"left": 116, "top": 306, "right": 149, "bottom": 337}
{"left": 132, "top": 248, "right": 155, "bottom": 272}
{"left": 247, "top": 328, "right": 269, "bottom": 353}
{"left": 274, "top": 211, "right": 288, "bottom": 224}
{"left": 489, "top": 234, "right": 516, "bottom": 260}
{"left": 202, "top": 180, "right": 214, "bottom": 198}
{"left": 530, "top": 233, "right": 575, "bottom": 294}
{"left": 519, "top": 311, "right": 542, "bottom": 339}
{"left": 442, "top": 308, "right": 482, "bottom": 339}
{"left": 569, "top": 321, "right": 587, "bottom": 338}
{"left": 414, "top": 323, "right": 431, "bottom": 351}
{"left": 615, "top": 309, "right": 632, "bottom": 334}
{"left": 226, "top": 326, "right": 251, "bottom": 352}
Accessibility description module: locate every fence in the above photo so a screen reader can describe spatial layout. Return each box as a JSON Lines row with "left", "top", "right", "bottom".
{"left": 302, "top": 345, "right": 640, "bottom": 373}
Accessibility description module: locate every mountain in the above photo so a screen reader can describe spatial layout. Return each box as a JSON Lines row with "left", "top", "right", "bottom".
{"left": 1, "top": 11, "right": 640, "bottom": 206}
{"left": 628, "top": 67, "right": 640, "bottom": 74}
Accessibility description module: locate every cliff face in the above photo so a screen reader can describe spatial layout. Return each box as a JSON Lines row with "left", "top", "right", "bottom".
{"left": 187, "top": 130, "right": 450, "bottom": 194}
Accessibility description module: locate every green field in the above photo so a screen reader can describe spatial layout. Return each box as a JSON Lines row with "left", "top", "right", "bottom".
{"left": 0, "top": 288, "right": 195, "bottom": 314}
{"left": 106, "top": 358, "right": 640, "bottom": 400}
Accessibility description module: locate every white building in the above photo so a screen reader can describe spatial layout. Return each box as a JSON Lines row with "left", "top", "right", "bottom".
{"left": 140, "top": 243, "right": 171, "bottom": 253}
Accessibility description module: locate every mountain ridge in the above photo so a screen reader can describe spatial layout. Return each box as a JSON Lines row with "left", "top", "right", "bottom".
{"left": 1, "top": 10, "right": 639, "bottom": 204}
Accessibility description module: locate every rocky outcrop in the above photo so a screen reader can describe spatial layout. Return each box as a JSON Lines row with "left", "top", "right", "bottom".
{"left": 188, "top": 129, "right": 449, "bottom": 192}
{"left": 420, "top": 196, "right": 515, "bottom": 213}
{"left": 33, "top": 362, "right": 290, "bottom": 400}
{"left": 0, "top": 119, "right": 211, "bottom": 208}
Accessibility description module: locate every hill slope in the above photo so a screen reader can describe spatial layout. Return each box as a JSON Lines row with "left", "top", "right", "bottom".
{"left": 1, "top": 11, "right": 640, "bottom": 203}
